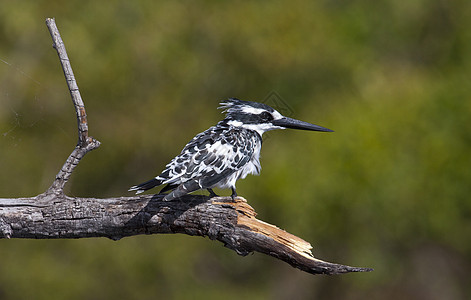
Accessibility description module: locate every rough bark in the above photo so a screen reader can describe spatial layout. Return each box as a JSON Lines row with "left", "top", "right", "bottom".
{"left": 0, "top": 18, "right": 372, "bottom": 276}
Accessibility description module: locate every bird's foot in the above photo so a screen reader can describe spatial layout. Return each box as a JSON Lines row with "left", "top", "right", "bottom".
{"left": 207, "top": 188, "right": 218, "bottom": 198}
{"left": 231, "top": 187, "right": 237, "bottom": 202}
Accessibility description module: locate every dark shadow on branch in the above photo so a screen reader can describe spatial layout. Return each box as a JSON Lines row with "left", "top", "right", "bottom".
{"left": 125, "top": 194, "right": 210, "bottom": 233}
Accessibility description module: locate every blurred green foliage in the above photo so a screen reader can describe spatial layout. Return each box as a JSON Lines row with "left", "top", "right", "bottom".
{"left": 1, "top": 0, "right": 470, "bottom": 299}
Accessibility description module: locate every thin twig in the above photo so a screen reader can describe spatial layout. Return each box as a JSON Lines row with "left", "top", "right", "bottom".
{"left": 44, "top": 18, "right": 100, "bottom": 194}
{"left": 46, "top": 18, "right": 88, "bottom": 145}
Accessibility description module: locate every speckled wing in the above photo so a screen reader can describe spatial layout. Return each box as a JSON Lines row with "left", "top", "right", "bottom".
{"left": 160, "top": 126, "right": 256, "bottom": 201}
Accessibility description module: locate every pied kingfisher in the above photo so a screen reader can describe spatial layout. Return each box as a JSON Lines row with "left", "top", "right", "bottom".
{"left": 129, "top": 98, "right": 333, "bottom": 201}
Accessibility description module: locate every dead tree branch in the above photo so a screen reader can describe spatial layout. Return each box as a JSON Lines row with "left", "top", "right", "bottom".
{"left": 0, "top": 18, "right": 372, "bottom": 276}
{"left": 44, "top": 18, "right": 100, "bottom": 194}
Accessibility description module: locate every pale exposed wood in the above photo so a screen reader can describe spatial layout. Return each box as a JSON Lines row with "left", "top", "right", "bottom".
{"left": 0, "top": 18, "right": 373, "bottom": 276}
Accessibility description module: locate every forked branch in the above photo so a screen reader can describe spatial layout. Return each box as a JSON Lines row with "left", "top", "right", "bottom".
{"left": 0, "top": 18, "right": 372, "bottom": 276}
{"left": 45, "top": 18, "right": 100, "bottom": 194}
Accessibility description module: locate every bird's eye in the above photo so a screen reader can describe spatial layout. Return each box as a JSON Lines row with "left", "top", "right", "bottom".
{"left": 260, "top": 111, "right": 274, "bottom": 122}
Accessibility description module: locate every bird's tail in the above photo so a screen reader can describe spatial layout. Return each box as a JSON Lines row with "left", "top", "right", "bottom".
{"left": 163, "top": 180, "right": 200, "bottom": 201}
{"left": 128, "top": 178, "right": 162, "bottom": 194}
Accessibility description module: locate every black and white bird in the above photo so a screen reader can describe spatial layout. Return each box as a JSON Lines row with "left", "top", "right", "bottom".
{"left": 129, "top": 98, "right": 332, "bottom": 201}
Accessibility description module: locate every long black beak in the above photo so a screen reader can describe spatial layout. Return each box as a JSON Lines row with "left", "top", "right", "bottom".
{"left": 272, "top": 117, "right": 333, "bottom": 132}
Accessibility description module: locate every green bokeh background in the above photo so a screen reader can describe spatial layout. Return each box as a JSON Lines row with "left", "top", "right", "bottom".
{"left": 1, "top": 0, "right": 470, "bottom": 299}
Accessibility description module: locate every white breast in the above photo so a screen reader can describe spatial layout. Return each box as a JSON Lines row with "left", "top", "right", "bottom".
{"left": 214, "top": 140, "right": 262, "bottom": 189}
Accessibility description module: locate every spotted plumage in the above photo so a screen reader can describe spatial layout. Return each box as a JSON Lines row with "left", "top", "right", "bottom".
{"left": 129, "top": 98, "right": 333, "bottom": 201}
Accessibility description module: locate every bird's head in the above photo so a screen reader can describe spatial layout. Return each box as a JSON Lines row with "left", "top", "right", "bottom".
{"left": 219, "top": 98, "right": 333, "bottom": 136}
